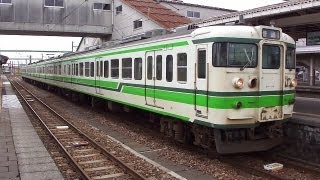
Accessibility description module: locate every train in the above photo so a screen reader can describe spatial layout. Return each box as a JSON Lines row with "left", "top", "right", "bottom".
{"left": 21, "top": 25, "right": 297, "bottom": 154}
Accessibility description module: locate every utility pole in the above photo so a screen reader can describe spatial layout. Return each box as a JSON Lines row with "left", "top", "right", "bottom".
{"left": 72, "top": 41, "right": 78, "bottom": 52}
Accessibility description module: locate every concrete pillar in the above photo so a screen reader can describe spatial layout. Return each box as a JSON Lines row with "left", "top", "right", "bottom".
{"left": 310, "top": 56, "right": 314, "bottom": 86}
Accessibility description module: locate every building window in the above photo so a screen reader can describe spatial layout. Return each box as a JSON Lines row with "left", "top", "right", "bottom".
{"left": 45, "top": 0, "right": 64, "bottom": 7}
{"left": 0, "top": 0, "right": 12, "bottom": 4}
{"left": 111, "top": 59, "right": 119, "bottom": 78}
{"left": 93, "top": 3, "right": 111, "bottom": 10}
{"left": 116, "top": 5, "right": 122, "bottom": 14}
{"left": 134, "top": 19, "right": 142, "bottom": 29}
{"left": 187, "top": 11, "right": 200, "bottom": 18}
{"left": 134, "top": 58, "right": 142, "bottom": 80}
{"left": 177, "top": 53, "right": 187, "bottom": 83}
{"left": 122, "top": 58, "right": 132, "bottom": 79}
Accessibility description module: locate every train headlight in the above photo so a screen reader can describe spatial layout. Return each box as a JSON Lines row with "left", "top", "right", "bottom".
{"left": 232, "top": 78, "right": 244, "bottom": 89}
{"left": 248, "top": 78, "right": 258, "bottom": 88}
{"left": 290, "top": 79, "right": 298, "bottom": 87}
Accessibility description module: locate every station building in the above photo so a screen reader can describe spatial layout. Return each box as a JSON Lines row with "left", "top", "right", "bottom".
{"left": 77, "top": 0, "right": 234, "bottom": 51}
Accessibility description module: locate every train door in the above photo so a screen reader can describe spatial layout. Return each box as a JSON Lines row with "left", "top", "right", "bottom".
{"left": 95, "top": 57, "right": 103, "bottom": 94}
{"left": 260, "top": 42, "right": 284, "bottom": 120}
{"left": 71, "top": 61, "right": 75, "bottom": 86}
{"left": 145, "top": 51, "right": 155, "bottom": 106}
{"left": 194, "top": 45, "right": 208, "bottom": 118}
{"left": 145, "top": 51, "right": 164, "bottom": 108}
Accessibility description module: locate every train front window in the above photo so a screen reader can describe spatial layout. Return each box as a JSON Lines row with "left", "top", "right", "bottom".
{"left": 262, "top": 45, "right": 280, "bottom": 69}
{"left": 213, "top": 43, "right": 257, "bottom": 68}
{"left": 286, "top": 47, "right": 295, "bottom": 70}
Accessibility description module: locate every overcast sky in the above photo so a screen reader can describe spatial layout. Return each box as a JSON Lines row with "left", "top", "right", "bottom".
{"left": 0, "top": 0, "right": 285, "bottom": 65}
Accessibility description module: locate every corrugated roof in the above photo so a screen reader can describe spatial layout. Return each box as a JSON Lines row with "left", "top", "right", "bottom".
{"left": 122, "top": 0, "right": 192, "bottom": 29}
{"left": 159, "top": 0, "right": 236, "bottom": 12}
{"left": 296, "top": 45, "right": 320, "bottom": 54}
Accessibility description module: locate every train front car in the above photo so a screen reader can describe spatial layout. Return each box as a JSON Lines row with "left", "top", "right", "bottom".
{"left": 191, "top": 26, "right": 296, "bottom": 154}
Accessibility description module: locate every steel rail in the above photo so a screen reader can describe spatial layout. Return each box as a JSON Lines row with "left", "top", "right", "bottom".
{"left": 10, "top": 78, "right": 147, "bottom": 180}
{"left": 10, "top": 79, "right": 91, "bottom": 180}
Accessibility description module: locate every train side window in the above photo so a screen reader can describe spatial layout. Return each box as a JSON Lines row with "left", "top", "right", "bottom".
{"left": 75, "top": 64, "right": 78, "bottom": 76}
{"left": 64, "top": 65, "right": 66, "bottom": 74}
{"left": 134, "top": 58, "right": 142, "bottom": 80}
{"left": 85, "top": 62, "right": 89, "bottom": 77}
{"left": 212, "top": 43, "right": 227, "bottom": 67}
{"left": 156, "top": 55, "right": 162, "bottom": 80}
{"left": 96, "top": 61, "right": 100, "bottom": 76}
{"left": 147, "top": 56, "right": 153, "bottom": 80}
{"left": 58, "top": 65, "right": 61, "bottom": 75}
{"left": 122, "top": 58, "right": 132, "bottom": 79}
{"left": 166, "top": 55, "right": 173, "bottom": 82}
{"left": 104, "top": 61, "right": 109, "bottom": 78}
{"left": 198, "top": 49, "right": 206, "bottom": 79}
{"left": 90, "top": 62, "right": 94, "bottom": 77}
{"left": 286, "top": 47, "right": 295, "bottom": 69}
{"left": 79, "top": 63, "right": 84, "bottom": 76}
{"left": 68, "top": 65, "right": 71, "bottom": 75}
{"left": 177, "top": 53, "right": 187, "bottom": 83}
{"left": 100, "top": 61, "right": 103, "bottom": 77}
{"left": 111, "top": 59, "right": 119, "bottom": 79}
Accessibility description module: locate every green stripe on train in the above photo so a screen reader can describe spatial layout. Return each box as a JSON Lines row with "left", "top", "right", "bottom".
{"left": 23, "top": 74, "right": 190, "bottom": 121}
{"left": 37, "top": 41, "right": 189, "bottom": 65}
{"left": 25, "top": 73, "right": 295, "bottom": 109}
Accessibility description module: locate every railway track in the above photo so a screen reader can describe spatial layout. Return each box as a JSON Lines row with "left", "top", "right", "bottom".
{"left": 217, "top": 156, "right": 286, "bottom": 180}
{"left": 10, "top": 79, "right": 147, "bottom": 180}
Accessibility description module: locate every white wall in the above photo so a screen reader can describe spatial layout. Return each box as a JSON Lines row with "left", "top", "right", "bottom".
{"left": 77, "top": 37, "right": 103, "bottom": 52}
{"left": 77, "top": 0, "right": 164, "bottom": 51}
{"left": 160, "top": 2, "right": 234, "bottom": 22}
{"left": 112, "top": 0, "right": 163, "bottom": 40}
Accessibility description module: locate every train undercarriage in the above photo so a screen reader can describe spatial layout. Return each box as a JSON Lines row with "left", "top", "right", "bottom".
{"left": 23, "top": 77, "right": 285, "bottom": 154}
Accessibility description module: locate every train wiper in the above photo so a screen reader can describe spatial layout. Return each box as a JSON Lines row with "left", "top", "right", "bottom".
{"left": 240, "top": 48, "right": 254, "bottom": 71}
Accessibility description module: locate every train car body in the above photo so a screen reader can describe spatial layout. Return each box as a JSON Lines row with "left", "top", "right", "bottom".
{"left": 22, "top": 25, "right": 296, "bottom": 154}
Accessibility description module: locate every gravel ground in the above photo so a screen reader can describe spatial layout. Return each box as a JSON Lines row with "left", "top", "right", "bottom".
{"left": 17, "top": 79, "right": 177, "bottom": 180}
{"left": 19, "top": 78, "right": 320, "bottom": 180}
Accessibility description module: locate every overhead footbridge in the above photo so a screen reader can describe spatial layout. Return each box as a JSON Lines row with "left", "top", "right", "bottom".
{"left": 195, "top": 0, "right": 320, "bottom": 40}
{"left": 0, "top": 0, "right": 112, "bottom": 37}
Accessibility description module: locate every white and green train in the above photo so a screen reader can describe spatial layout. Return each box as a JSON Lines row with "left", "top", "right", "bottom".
{"left": 22, "top": 25, "right": 297, "bottom": 154}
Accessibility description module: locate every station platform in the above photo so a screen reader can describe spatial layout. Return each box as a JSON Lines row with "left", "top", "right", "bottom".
{"left": 0, "top": 75, "right": 63, "bottom": 180}
{"left": 296, "top": 85, "right": 320, "bottom": 93}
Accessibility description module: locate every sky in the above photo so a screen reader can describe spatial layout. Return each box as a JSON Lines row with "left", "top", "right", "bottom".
{"left": 0, "top": 0, "right": 284, "bottom": 65}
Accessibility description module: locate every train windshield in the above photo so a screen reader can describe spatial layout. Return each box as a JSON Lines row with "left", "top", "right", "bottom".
{"left": 286, "top": 47, "right": 295, "bottom": 70}
{"left": 262, "top": 45, "right": 280, "bottom": 69}
{"left": 213, "top": 43, "right": 257, "bottom": 68}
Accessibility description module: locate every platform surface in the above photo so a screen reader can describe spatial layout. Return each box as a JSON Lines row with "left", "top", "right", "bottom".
{"left": 0, "top": 75, "right": 63, "bottom": 180}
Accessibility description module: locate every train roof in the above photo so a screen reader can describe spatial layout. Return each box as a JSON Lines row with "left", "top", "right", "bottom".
{"left": 29, "top": 25, "right": 295, "bottom": 66}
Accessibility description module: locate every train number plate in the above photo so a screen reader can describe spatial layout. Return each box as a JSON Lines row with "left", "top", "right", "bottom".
{"left": 260, "top": 107, "right": 282, "bottom": 121}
